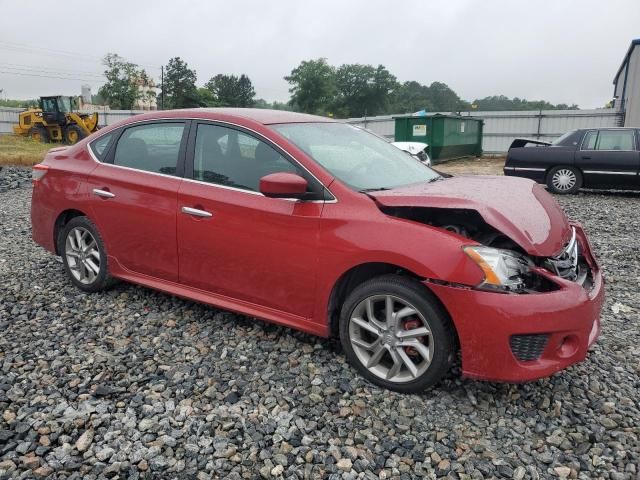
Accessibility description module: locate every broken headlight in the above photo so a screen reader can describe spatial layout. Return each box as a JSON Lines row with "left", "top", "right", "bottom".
{"left": 464, "top": 246, "right": 533, "bottom": 292}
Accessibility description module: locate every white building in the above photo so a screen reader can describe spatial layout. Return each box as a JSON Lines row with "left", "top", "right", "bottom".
{"left": 133, "top": 76, "right": 158, "bottom": 111}
{"left": 613, "top": 38, "right": 640, "bottom": 127}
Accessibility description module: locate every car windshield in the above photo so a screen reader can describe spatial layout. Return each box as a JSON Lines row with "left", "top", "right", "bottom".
{"left": 272, "top": 122, "right": 440, "bottom": 191}
{"left": 57, "top": 97, "right": 72, "bottom": 112}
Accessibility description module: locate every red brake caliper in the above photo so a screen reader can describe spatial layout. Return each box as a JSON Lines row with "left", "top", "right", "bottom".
{"left": 403, "top": 318, "right": 425, "bottom": 358}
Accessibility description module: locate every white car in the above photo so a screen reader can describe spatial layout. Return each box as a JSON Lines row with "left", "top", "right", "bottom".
{"left": 391, "top": 141, "right": 431, "bottom": 166}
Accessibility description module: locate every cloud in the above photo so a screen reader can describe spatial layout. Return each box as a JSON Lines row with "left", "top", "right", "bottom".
{"left": 0, "top": 0, "right": 637, "bottom": 108}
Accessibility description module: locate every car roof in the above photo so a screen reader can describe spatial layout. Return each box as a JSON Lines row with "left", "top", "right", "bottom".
{"left": 134, "top": 108, "right": 336, "bottom": 125}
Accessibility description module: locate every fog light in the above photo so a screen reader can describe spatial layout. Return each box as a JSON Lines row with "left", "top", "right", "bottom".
{"left": 557, "top": 335, "right": 579, "bottom": 358}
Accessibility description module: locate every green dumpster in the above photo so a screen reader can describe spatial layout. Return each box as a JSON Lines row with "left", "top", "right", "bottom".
{"left": 393, "top": 114, "right": 483, "bottom": 162}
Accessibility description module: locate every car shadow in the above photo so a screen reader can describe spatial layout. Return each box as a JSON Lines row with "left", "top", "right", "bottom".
{"left": 576, "top": 188, "right": 640, "bottom": 199}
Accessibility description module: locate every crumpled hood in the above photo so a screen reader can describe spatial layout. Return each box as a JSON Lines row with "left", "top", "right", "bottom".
{"left": 370, "top": 175, "right": 571, "bottom": 257}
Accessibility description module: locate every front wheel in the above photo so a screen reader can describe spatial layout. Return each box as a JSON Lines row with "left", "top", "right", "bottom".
{"left": 64, "top": 125, "right": 86, "bottom": 144}
{"left": 60, "top": 217, "right": 115, "bottom": 292}
{"left": 339, "top": 275, "right": 455, "bottom": 393}
{"left": 546, "top": 166, "right": 582, "bottom": 194}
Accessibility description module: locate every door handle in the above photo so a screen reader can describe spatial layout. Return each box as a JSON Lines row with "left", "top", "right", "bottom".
{"left": 581, "top": 156, "right": 591, "bottom": 160}
{"left": 93, "top": 188, "right": 115, "bottom": 198}
{"left": 181, "top": 206, "right": 212, "bottom": 218}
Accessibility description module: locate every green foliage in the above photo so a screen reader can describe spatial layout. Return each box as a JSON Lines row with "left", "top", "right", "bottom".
{"left": 471, "top": 95, "right": 579, "bottom": 111}
{"left": 428, "top": 82, "right": 471, "bottom": 112}
{"left": 204, "top": 74, "right": 255, "bottom": 107}
{"left": 285, "top": 58, "right": 336, "bottom": 114}
{"left": 333, "top": 64, "right": 397, "bottom": 117}
{"left": 197, "top": 87, "right": 218, "bottom": 107}
{"left": 163, "top": 57, "right": 202, "bottom": 109}
{"left": 98, "top": 53, "right": 147, "bottom": 110}
{"left": 0, "top": 98, "right": 38, "bottom": 108}
{"left": 388, "top": 81, "right": 434, "bottom": 113}
{"left": 254, "top": 99, "right": 293, "bottom": 111}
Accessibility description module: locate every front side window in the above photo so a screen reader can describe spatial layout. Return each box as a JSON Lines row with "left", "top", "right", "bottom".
{"left": 112, "top": 122, "right": 185, "bottom": 176}
{"left": 272, "top": 122, "right": 440, "bottom": 191}
{"left": 596, "top": 130, "right": 635, "bottom": 151}
{"left": 193, "top": 123, "right": 300, "bottom": 191}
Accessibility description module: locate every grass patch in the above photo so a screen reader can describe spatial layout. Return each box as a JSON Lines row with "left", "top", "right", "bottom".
{"left": 0, "top": 135, "right": 53, "bottom": 167}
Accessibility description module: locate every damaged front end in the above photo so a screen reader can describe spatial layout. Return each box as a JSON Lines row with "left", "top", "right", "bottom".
{"left": 379, "top": 206, "right": 594, "bottom": 294}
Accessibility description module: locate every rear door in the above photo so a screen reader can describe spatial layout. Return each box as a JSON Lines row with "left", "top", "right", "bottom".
{"left": 577, "top": 129, "right": 640, "bottom": 187}
{"left": 176, "top": 121, "right": 325, "bottom": 318}
{"left": 86, "top": 121, "right": 188, "bottom": 282}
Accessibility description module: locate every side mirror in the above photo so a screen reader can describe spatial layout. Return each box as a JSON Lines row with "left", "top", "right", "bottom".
{"left": 259, "top": 172, "right": 308, "bottom": 199}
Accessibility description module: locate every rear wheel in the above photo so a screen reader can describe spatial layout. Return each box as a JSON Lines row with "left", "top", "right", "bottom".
{"left": 64, "top": 125, "right": 86, "bottom": 144}
{"left": 546, "top": 166, "right": 582, "bottom": 194}
{"left": 60, "top": 216, "right": 115, "bottom": 292}
{"left": 28, "top": 126, "right": 50, "bottom": 143}
{"left": 339, "top": 274, "right": 455, "bottom": 393}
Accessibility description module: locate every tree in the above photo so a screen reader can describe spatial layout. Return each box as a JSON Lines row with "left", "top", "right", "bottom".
{"left": 388, "top": 81, "right": 434, "bottom": 114}
{"left": 471, "top": 95, "right": 579, "bottom": 111}
{"left": 427, "top": 82, "right": 470, "bottom": 112}
{"left": 197, "top": 87, "right": 217, "bottom": 107}
{"left": 204, "top": 74, "right": 256, "bottom": 107}
{"left": 98, "top": 53, "right": 147, "bottom": 110}
{"left": 162, "top": 57, "right": 201, "bottom": 109}
{"left": 388, "top": 81, "right": 469, "bottom": 114}
{"left": 254, "top": 98, "right": 293, "bottom": 111}
{"left": 285, "top": 58, "right": 336, "bottom": 114}
{"left": 333, "top": 64, "right": 397, "bottom": 117}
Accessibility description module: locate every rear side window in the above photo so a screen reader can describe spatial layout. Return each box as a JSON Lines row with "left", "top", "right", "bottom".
{"left": 596, "top": 130, "right": 635, "bottom": 151}
{"left": 581, "top": 131, "right": 597, "bottom": 150}
{"left": 90, "top": 133, "right": 114, "bottom": 161}
{"left": 112, "top": 122, "right": 185, "bottom": 176}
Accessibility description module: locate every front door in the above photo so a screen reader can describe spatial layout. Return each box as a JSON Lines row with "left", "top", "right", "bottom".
{"left": 578, "top": 129, "right": 640, "bottom": 187}
{"left": 86, "top": 121, "right": 188, "bottom": 282}
{"left": 176, "top": 122, "right": 324, "bottom": 318}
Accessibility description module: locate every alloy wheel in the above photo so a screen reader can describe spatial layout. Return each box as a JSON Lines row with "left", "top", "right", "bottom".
{"left": 551, "top": 168, "right": 576, "bottom": 191}
{"left": 348, "top": 294, "right": 434, "bottom": 383}
{"left": 65, "top": 227, "right": 101, "bottom": 284}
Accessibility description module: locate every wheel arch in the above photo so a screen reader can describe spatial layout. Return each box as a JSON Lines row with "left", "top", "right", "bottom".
{"left": 544, "top": 164, "right": 585, "bottom": 181}
{"left": 53, "top": 209, "right": 88, "bottom": 255}
{"left": 326, "top": 262, "right": 456, "bottom": 342}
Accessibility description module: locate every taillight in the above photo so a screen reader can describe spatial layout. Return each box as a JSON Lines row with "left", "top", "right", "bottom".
{"left": 32, "top": 164, "right": 49, "bottom": 182}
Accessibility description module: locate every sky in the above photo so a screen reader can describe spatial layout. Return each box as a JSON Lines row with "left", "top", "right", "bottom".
{"left": 0, "top": 0, "right": 638, "bottom": 110}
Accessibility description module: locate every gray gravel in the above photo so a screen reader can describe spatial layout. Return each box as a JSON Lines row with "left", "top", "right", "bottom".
{"left": 1, "top": 170, "right": 639, "bottom": 479}
{"left": 0, "top": 167, "right": 31, "bottom": 194}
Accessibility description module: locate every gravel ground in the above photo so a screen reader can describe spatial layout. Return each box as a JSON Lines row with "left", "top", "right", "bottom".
{"left": 0, "top": 167, "right": 639, "bottom": 479}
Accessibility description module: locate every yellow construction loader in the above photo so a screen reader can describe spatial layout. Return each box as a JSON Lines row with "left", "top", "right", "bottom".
{"left": 13, "top": 96, "right": 99, "bottom": 144}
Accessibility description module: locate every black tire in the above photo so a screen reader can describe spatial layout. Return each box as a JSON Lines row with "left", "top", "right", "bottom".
{"left": 64, "top": 124, "right": 86, "bottom": 145}
{"left": 59, "top": 216, "right": 116, "bottom": 292}
{"left": 28, "top": 126, "right": 50, "bottom": 143}
{"left": 339, "top": 274, "right": 455, "bottom": 393}
{"left": 546, "top": 166, "right": 582, "bottom": 194}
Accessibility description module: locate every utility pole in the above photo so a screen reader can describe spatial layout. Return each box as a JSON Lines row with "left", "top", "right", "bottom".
{"left": 160, "top": 65, "right": 164, "bottom": 110}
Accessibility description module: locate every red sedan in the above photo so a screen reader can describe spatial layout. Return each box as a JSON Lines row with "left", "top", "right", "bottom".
{"left": 30, "top": 109, "right": 604, "bottom": 392}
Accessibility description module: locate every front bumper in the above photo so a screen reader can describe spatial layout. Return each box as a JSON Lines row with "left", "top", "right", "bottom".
{"left": 427, "top": 225, "right": 604, "bottom": 383}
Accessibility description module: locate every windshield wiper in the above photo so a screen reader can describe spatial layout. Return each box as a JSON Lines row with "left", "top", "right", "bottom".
{"left": 359, "top": 187, "right": 391, "bottom": 193}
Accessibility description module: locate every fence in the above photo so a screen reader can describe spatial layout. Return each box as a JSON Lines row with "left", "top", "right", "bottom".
{"left": 1, "top": 106, "right": 623, "bottom": 154}
{"left": 345, "top": 109, "right": 623, "bottom": 153}
{"left": 0, "top": 107, "right": 148, "bottom": 135}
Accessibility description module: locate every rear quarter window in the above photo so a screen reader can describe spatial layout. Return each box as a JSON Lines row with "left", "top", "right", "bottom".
{"left": 89, "top": 133, "right": 115, "bottom": 161}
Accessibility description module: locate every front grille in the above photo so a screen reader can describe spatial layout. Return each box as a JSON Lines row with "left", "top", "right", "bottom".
{"left": 510, "top": 334, "right": 549, "bottom": 361}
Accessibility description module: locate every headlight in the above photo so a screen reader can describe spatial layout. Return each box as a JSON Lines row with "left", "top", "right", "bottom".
{"left": 464, "top": 246, "right": 533, "bottom": 292}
